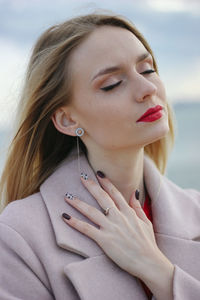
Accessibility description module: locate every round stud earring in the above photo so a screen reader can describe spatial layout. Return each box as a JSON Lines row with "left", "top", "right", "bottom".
{"left": 75, "top": 127, "right": 84, "bottom": 137}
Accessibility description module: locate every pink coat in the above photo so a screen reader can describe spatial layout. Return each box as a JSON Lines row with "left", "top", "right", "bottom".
{"left": 0, "top": 149, "right": 200, "bottom": 299}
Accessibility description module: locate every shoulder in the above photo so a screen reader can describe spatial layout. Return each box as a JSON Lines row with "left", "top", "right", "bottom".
{"left": 0, "top": 192, "right": 45, "bottom": 225}
{"left": 163, "top": 175, "right": 200, "bottom": 204}
{"left": 161, "top": 175, "right": 200, "bottom": 215}
{"left": 0, "top": 192, "right": 53, "bottom": 248}
{"left": 160, "top": 176, "right": 200, "bottom": 238}
{"left": 0, "top": 193, "right": 57, "bottom": 297}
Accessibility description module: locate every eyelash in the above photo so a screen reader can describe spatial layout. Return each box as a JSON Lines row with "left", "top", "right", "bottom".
{"left": 100, "top": 69, "right": 155, "bottom": 92}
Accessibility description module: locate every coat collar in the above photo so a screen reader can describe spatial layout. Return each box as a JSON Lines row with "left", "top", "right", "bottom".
{"left": 40, "top": 148, "right": 200, "bottom": 259}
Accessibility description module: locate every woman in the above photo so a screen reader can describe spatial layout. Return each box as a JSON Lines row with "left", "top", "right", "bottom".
{"left": 0, "top": 12, "right": 200, "bottom": 300}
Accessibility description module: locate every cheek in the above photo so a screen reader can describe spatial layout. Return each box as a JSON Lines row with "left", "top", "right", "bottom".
{"left": 74, "top": 90, "right": 125, "bottom": 126}
{"left": 83, "top": 102, "right": 126, "bottom": 131}
{"left": 75, "top": 95, "right": 133, "bottom": 147}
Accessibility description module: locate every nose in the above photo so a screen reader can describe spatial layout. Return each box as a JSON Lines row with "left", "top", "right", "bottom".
{"left": 133, "top": 75, "right": 157, "bottom": 103}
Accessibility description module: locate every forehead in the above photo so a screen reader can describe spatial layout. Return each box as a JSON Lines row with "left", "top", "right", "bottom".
{"left": 69, "top": 25, "right": 147, "bottom": 81}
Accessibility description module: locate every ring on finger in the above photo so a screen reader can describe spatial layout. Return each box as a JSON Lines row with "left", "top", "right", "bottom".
{"left": 103, "top": 206, "right": 115, "bottom": 216}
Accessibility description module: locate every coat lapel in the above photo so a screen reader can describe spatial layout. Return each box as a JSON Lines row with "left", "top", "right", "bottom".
{"left": 63, "top": 254, "right": 147, "bottom": 300}
{"left": 40, "top": 149, "right": 200, "bottom": 299}
{"left": 144, "top": 155, "right": 200, "bottom": 284}
{"left": 40, "top": 148, "right": 104, "bottom": 258}
{"left": 144, "top": 156, "right": 200, "bottom": 241}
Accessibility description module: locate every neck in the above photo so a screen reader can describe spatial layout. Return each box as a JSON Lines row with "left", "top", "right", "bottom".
{"left": 86, "top": 145, "right": 146, "bottom": 207}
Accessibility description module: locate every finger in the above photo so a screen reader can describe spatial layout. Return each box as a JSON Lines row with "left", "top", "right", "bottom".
{"left": 96, "top": 172, "right": 129, "bottom": 212}
{"left": 80, "top": 175, "right": 118, "bottom": 212}
{"left": 129, "top": 190, "right": 151, "bottom": 225}
{"left": 62, "top": 212, "right": 102, "bottom": 242}
{"left": 65, "top": 195, "right": 110, "bottom": 228}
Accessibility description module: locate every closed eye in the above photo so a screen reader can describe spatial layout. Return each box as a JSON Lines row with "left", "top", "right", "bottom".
{"left": 140, "top": 69, "right": 155, "bottom": 75}
{"left": 100, "top": 80, "right": 122, "bottom": 92}
{"left": 100, "top": 69, "right": 155, "bottom": 92}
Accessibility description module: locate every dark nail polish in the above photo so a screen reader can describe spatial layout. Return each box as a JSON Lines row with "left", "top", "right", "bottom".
{"left": 62, "top": 213, "right": 71, "bottom": 220}
{"left": 135, "top": 189, "right": 140, "bottom": 200}
{"left": 97, "top": 170, "right": 105, "bottom": 178}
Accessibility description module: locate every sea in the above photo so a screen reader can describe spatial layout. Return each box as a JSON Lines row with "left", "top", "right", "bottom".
{"left": 0, "top": 102, "right": 200, "bottom": 191}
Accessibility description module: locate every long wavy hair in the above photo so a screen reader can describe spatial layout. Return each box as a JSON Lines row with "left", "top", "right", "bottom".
{"left": 0, "top": 12, "right": 175, "bottom": 213}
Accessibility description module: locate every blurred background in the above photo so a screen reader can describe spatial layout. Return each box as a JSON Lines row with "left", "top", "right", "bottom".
{"left": 0, "top": 0, "right": 200, "bottom": 190}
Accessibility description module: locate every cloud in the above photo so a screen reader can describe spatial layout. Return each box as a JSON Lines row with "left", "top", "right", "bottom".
{"left": 147, "top": 0, "right": 200, "bottom": 14}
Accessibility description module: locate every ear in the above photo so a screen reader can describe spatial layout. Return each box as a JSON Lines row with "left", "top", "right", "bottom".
{"left": 51, "top": 107, "right": 79, "bottom": 137}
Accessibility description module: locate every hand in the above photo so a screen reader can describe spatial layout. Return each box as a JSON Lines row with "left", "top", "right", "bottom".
{"left": 62, "top": 172, "right": 164, "bottom": 280}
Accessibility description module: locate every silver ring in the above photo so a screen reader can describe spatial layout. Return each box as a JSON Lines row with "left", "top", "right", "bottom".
{"left": 103, "top": 207, "right": 113, "bottom": 216}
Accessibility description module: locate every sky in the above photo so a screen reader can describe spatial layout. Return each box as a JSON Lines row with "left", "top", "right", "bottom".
{"left": 0, "top": 0, "right": 200, "bottom": 129}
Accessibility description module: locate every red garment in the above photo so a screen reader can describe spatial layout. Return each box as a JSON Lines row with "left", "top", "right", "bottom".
{"left": 139, "top": 192, "right": 153, "bottom": 299}
{"left": 143, "top": 191, "right": 153, "bottom": 224}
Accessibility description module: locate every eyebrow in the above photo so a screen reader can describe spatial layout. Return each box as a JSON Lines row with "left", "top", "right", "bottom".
{"left": 91, "top": 51, "right": 151, "bottom": 82}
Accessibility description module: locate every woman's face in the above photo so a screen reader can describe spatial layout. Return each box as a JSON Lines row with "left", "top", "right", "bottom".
{"left": 68, "top": 25, "right": 169, "bottom": 151}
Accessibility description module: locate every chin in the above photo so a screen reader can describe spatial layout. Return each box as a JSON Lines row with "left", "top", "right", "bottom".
{"left": 143, "top": 121, "right": 169, "bottom": 147}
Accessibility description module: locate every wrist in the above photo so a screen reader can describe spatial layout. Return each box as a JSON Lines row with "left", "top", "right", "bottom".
{"left": 141, "top": 250, "right": 175, "bottom": 300}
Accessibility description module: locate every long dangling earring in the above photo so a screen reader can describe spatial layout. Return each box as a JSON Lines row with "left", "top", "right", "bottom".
{"left": 75, "top": 128, "right": 84, "bottom": 175}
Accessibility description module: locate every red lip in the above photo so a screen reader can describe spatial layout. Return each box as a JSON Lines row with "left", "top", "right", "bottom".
{"left": 136, "top": 105, "right": 163, "bottom": 122}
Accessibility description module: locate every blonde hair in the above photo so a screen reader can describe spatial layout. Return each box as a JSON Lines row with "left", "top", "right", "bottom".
{"left": 0, "top": 12, "right": 175, "bottom": 212}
